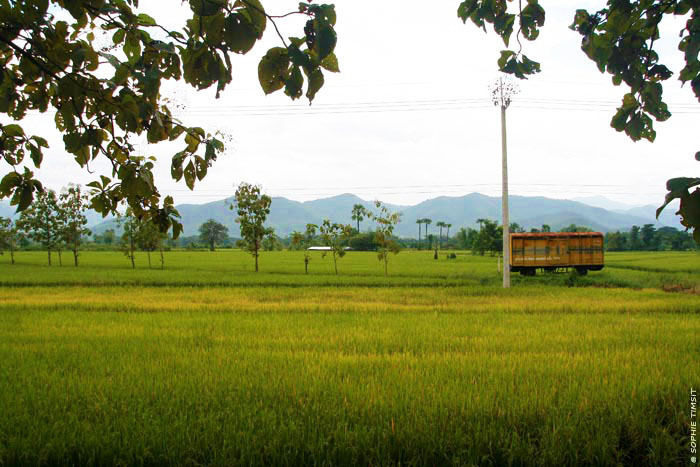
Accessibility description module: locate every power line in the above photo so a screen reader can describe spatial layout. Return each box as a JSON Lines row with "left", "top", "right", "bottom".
{"left": 162, "top": 182, "right": 667, "bottom": 192}
{"left": 24, "top": 96, "right": 699, "bottom": 117}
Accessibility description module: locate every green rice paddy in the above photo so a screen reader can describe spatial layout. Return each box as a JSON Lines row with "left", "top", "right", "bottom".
{"left": 0, "top": 249, "right": 698, "bottom": 465}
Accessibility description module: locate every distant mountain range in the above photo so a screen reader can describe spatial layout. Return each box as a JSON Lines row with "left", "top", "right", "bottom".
{"left": 75, "top": 192, "right": 681, "bottom": 238}
{"left": 1, "top": 192, "right": 681, "bottom": 238}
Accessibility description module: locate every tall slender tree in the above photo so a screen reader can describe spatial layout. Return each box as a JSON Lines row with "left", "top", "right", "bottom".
{"left": 416, "top": 219, "right": 423, "bottom": 249}
{"left": 16, "top": 189, "right": 60, "bottom": 266}
{"left": 445, "top": 223, "right": 452, "bottom": 247}
{"left": 290, "top": 224, "right": 317, "bottom": 274}
{"left": 370, "top": 201, "right": 402, "bottom": 276}
{"left": 58, "top": 185, "right": 91, "bottom": 267}
{"left": 137, "top": 219, "right": 166, "bottom": 269}
{"left": 0, "top": 217, "right": 21, "bottom": 265}
{"left": 318, "top": 220, "right": 352, "bottom": 275}
{"left": 424, "top": 219, "right": 432, "bottom": 248}
{"left": 436, "top": 221, "right": 446, "bottom": 249}
{"left": 118, "top": 209, "right": 139, "bottom": 269}
{"left": 232, "top": 182, "right": 272, "bottom": 273}
{"left": 351, "top": 204, "right": 367, "bottom": 233}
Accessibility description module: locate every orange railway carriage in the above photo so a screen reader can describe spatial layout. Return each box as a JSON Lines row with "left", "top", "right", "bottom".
{"left": 509, "top": 232, "right": 604, "bottom": 275}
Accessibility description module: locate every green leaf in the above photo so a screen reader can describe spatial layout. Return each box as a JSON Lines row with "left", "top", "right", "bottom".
{"left": 190, "top": 0, "right": 225, "bottom": 16}
{"left": 113, "top": 29, "right": 125, "bottom": 44}
{"left": 184, "top": 160, "right": 196, "bottom": 190}
{"left": 666, "top": 177, "right": 700, "bottom": 193}
{"left": 2, "top": 124, "right": 24, "bottom": 137}
{"left": 224, "top": 12, "right": 258, "bottom": 54}
{"left": 28, "top": 144, "right": 43, "bottom": 167}
{"left": 0, "top": 172, "right": 20, "bottom": 195}
{"left": 16, "top": 186, "right": 33, "bottom": 212}
{"left": 123, "top": 35, "right": 142, "bottom": 65}
{"left": 136, "top": 13, "right": 156, "bottom": 26}
{"left": 185, "top": 132, "right": 200, "bottom": 152}
{"left": 320, "top": 53, "right": 340, "bottom": 73}
{"left": 313, "top": 21, "right": 337, "bottom": 61}
{"left": 32, "top": 136, "right": 48, "bottom": 148}
{"left": 610, "top": 107, "right": 630, "bottom": 132}
{"left": 626, "top": 114, "right": 643, "bottom": 141}
{"left": 498, "top": 50, "right": 516, "bottom": 69}
{"left": 194, "top": 156, "right": 207, "bottom": 180}
{"left": 679, "top": 189, "right": 700, "bottom": 230}
{"left": 237, "top": 0, "right": 266, "bottom": 37}
{"left": 306, "top": 68, "right": 324, "bottom": 102}
{"left": 285, "top": 66, "right": 303, "bottom": 99}
{"left": 457, "top": 0, "right": 478, "bottom": 23}
{"left": 258, "top": 47, "right": 290, "bottom": 95}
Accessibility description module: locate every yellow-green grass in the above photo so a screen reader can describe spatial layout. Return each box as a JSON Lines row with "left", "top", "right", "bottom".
{"left": 0, "top": 294, "right": 697, "bottom": 465}
{"left": 606, "top": 251, "right": 700, "bottom": 274}
{"left": 0, "top": 285, "right": 699, "bottom": 314}
{"left": 0, "top": 250, "right": 698, "bottom": 465}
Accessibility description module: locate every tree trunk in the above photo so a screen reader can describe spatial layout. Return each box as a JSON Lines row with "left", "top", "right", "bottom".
{"left": 210, "top": 239, "right": 214, "bottom": 251}
{"left": 304, "top": 257, "right": 308, "bottom": 274}
{"left": 73, "top": 248, "right": 78, "bottom": 267}
{"left": 333, "top": 252, "right": 338, "bottom": 275}
{"left": 57, "top": 249, "right": 62, "bottom": 266}
{"left": 159, "top": 248, "right": 164, "bottom": 270}
{"left": 418, "top": 224, "right": 421, "bottom": 250}
{"left": 384, "top": 256, "right": 388, "bottom": 276}
{"left": 130, "top": 238, "right": 135, "bottom": 269}
{"left": 10, "top": 247, "right": 14, "bottom": 265}
{"left": 254, "top": 246, "right": 259, "bottom": 272}
{"left": 47, "top": 248, "right": 51, "bottom": 266}
{"left": 147, "top": 250, "right": 152, "bottom": 269}
{"left": 357, "top": 219, "right": 360, "bottom": 232}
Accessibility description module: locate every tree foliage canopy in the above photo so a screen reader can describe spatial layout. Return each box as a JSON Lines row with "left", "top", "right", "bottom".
{"left": 1, "top": 1, "right": 698, "bottom": 240}
{"left": 458, "top": 0, "right": 700, "bottom": 240}
{"left": 0, "top": 0, "right": 338, "bottom": 238}
{"left": 369, "top": 200, "right": 401, "bottom": 276}
{"left": 232, "top": 182, "right": 271, "bottom": 272}
{"left": 198, "top": 218, "right": 229, "bottom": 251}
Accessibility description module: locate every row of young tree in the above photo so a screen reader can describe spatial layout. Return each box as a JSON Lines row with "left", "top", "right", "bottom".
{"left": 232, "top": 188, "right": 403, "bottom": 276}
{"left": 6, "top": 184, "right": 694, "bottom": 271}
{"left": 0, "top": 185, "right": 174, "bottom": 269}
{"left": 0, "top": 186, "right": 90, "bottom": 266}
{"left": 197, "top": 195, "right": 403, "bottom": 275}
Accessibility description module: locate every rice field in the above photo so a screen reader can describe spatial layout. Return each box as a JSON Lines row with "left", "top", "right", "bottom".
{"left": 0, "top": 250, "right": 698, "bottom": 465}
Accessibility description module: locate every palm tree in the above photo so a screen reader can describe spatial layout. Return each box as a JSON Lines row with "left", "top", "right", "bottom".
{"left": 446, "top": 223, "right": 452, "bottom": 247}
{"left": 416, "top": 218, "right": 423, "bottom": 249}
{"left": 424, "top": 219, "right": 432, "bottom": 248}
{"left": 436, "top": 221, "right": 446, "bottom": 249}
{"left": 351, "top": 204, "right": 366, "bottom": 232}
{"left": 476, "top": 218, "right": 487, "bottom": 231}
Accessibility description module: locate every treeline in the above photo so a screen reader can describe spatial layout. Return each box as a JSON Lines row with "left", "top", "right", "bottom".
{"left": 451, "top": 221, "right": 697, "bottom": 254}
{"left": 605, "top": 224, "right": 697, "bottom": 251}
{"left": 0, "top": 186, "right": 90, "bottom": 266}
{"left": 0, "top": 186, "right": 176, "bottom": 269}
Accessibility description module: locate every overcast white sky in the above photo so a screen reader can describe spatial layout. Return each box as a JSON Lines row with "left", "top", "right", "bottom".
{"left": 18, "top": 1, "right": 700, "bottom": 208}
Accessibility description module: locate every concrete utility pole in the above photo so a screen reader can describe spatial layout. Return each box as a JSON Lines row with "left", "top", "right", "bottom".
{"left": 491, "top": 77, "right": 517, "bottom": 289}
